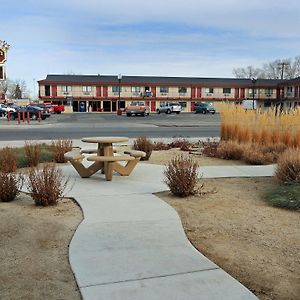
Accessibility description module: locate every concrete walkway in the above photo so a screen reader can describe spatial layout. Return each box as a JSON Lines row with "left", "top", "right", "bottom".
{"left": 62, "top": 162, "right": 275, "bottom": 300}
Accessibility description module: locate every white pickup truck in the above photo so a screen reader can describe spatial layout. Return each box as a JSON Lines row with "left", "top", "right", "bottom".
{"left": 156, "top": 102, "right": 182, "bottom": 114}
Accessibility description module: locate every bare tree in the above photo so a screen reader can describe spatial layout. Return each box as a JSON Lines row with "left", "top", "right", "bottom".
{"left": 233, "top": 65, "right": 263, "bottom": 79}
{"left": 8, "top": 79, "right": 27, "bottom": 99}
{"left": 233, "top": 56, "right": 300, "bottom": 79}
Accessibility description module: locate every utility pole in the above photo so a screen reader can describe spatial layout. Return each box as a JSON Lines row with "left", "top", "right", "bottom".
{"left": 278, "top": 62, "right": 289, "bottom": 80}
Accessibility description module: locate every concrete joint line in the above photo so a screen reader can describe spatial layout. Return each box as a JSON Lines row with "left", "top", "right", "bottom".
{"left": 81, "top": 267, "right": 219, "bottom": 289}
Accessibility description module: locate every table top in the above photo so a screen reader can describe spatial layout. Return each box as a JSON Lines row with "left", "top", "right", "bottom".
{"left": 81, "top": 137, "right": 129, "bottom": 144}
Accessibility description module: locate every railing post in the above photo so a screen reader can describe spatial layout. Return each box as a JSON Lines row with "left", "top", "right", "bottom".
{"left": 27, "top": 112, "right": 30, "bottom": 124}
{"left": 38, "top": 111, "right": 41, "bottom": 122}
{"left": 18, "top": 112, "right": 21, "bottom": 124}
{"left": 22, "top": 111, "right": 25, "bottom": 122}
{"left": 7, "top": 111, "right": 10, "bottom": 122}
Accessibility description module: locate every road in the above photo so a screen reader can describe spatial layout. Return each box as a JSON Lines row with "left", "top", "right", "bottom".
{"left": 0, "top": 113, "right": 220, "bottom": 140}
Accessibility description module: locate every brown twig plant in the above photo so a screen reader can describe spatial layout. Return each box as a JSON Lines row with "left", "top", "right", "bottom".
{"left": 27, "top": 163, "right": 68, "bottom": 206}
{"left": 133, "top": 136, "right": 153, "bottom": 161}
{"left": 24, "top": 141, "right": 41, "bottom": 167}
{"left": 51, "top": 139, "right": 73, "bottom": 163}
{"left": 164, "top": 154, "right": 200, "bottom": 197}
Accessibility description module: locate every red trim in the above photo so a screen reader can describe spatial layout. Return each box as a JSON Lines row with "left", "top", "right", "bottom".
{"left": 96, "top": 86, "right": 101, "bottom": 97}
{"left": 151, "top": 101, "right": 156, "bottom": 112}
{"left": 191, "top": 102, "right": 195, "bottom": 111}
{"left": 191, "top": 87, "right": 196, "bottom": 98}
{"left": 240, "top": 88, "right": 245, "bottom": 98}
{"left": 103, "top": 86, "right": 108, "bottom": 97}
{"left": 151, "top": 86, "right": 156, "bottom": 97}
{"left": 234, "top": 88, "right": 239, "bottom": 99}
{"left": 51, "top": 85, "right": 57, "bottom": 97}
{"left": 196, "top": 88, "right": 201, "bottom": 98}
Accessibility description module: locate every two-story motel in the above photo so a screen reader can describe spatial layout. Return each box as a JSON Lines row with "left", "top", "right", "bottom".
{"left": 38, "top": 74, "right": 300, "bottom": 112}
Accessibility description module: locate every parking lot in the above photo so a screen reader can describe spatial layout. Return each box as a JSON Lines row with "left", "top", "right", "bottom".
{"left": 0, "top": 112, "right": 221, "bottom": 140}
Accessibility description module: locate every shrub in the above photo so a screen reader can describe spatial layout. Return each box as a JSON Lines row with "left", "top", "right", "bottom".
{"left": 27, "top": 163, "right": 68, "bottom": 206}
{"left": 169, "top": 138, "right": 192, "bottom": 151}
{"left": 133, "top": 136, "right": 153, "bottom": 161}
{"left": 0, "top": 172, "right": 23, "bottom": 202}
{"left": 51, "top": 139, "right": 73, "bottom": 163}
{"left": 152, "top": 142, "right": 171, "bottom": 150}
{"left": 216, "top": 141, "right": 244, "bottom": 160}
{"left": 265, "top": 183, "right": 300, "bottom": 210}
{"left": 24, "top": 142, "right": 41, "bottom": 167}
{"left": 275, "top": 149, "right": 300, "bottom": 183}
{"left": 201, "top": 141, "right": 220, "bottom": 158}
{"left": 0, "top": 147, "right": 17, "bottom": 173}
{"left": 164, "top": 155, "right": 199, "bottom": 197}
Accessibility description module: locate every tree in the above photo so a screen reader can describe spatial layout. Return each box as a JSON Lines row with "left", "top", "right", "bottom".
{"left": 233, "top": 56, "right": 300, "bottom": 79}
{"left": 2, "top": 79, "right": 28, "bottom": 99}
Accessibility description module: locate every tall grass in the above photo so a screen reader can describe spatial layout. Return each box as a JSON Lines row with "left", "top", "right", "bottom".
{"left": 217, "top": 103, "right": 300, "bottom": 148}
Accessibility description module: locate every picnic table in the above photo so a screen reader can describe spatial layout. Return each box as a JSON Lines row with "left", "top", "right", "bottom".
{"left": 64, "top": 136, "right": 146, "bottom": 181}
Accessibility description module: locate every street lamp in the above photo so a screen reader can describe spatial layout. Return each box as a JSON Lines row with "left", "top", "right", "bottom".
{"left": 117, "top": 74, "right": 122, "bottom": 115}
{"left": 251, "top": 77, "right": 257, "bottom": 109}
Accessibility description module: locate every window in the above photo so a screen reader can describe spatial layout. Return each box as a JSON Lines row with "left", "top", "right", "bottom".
{"left": 82, "top": 86, "right": 92, "bottom": 93}
{"left": 160, "top": 87, "right": 169, "bottom": 94}
{"left": 61, "top": 85, "right": 72, "bottom": 93}
{"left": 223, "top": 88, "right": 231, "bottom": 95}
{"left": 178, "top": 101, "right": 187, "bottom": 109}
{"left": 287, "top": 86, "right": 293, "bottom": 96}
{"left": 178, "top": 87, "right": 187, "bottom": 93}
{"left": 112, "top": 85, "right": 122, "bottom": 93}
{"left": 45, "top": 85, "right": 50, "bottom": 97}
{"left": 131, "top": 86, "right": 141, "bottom": 93}
{"left": 205, "top": 87, "right": 214, "bottom": 94}
{"left": 265, "top": 88, "right": 273, "bottom": 96}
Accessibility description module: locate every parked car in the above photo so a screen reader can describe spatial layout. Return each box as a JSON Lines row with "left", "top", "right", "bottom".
{"left": 125, "top": 101, "right": 150, "bottom": 117}
{"left": 156, "top": 102, "right": 181, "bottom": 114}
{"left": 10, "top": 105, "right": 51, "bottom": 120}
{"left": 0, "top": 103, "right": 16, "bottom": 113}
{"left": 194, "top": 102, "right": 216, "bottom": 114}
{"left": 0, "top": 107, "right": 7, "bottom": 117}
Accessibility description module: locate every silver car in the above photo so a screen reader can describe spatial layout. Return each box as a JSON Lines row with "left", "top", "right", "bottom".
{"left": 156, "top": 102, "right": 182, "bottom": 114}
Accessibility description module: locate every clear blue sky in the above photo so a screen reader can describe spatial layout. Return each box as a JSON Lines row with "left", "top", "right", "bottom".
{"left": 2, "top": 0, "right": 300, "bottom": 97}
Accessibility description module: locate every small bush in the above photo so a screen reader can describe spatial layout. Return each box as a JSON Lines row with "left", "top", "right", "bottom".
{"left": 164, "top": 155, "right": 199, "bottom": 197}
{"left": 24, "top": 142, "right": 41, "bottom": 167}
{"left": 201, "top": 141, "right": 220, "bottom": 158}
{"left": 169, "top": 138, "right": 192, "bottom": 151}
{"left": 216, "top": 141, "right": 244, "bottom": 160}
{"left": 0, "top": 147, "right": 17, "bottom": 173}
{"left": 152, "top": 142, "right": 171, "bottom": 150}
{"left": 27, "top": 163, "right": 68, "bottom": 206}
{"left": 0, "top": 172, "right": 23, "bottom": 202}
{"left": 51, "top": 139, "right": 73, "bottom": 163}
{"left": 275, "top": 149, "right": 300, "bottom": 183}
{"left": 133, "top": 136, "right": 153, "bottom": 161}
{"left": 265, "top": 183, "right": 300, "bottom": 210}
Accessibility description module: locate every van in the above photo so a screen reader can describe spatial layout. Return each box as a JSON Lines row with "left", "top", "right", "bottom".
{"left": 242, "top": 99, "right": 256, "bottom": 110}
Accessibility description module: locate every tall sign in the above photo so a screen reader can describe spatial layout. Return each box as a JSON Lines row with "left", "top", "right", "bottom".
{"left": 0, "top": 40, "right": 10, "bottom": 81}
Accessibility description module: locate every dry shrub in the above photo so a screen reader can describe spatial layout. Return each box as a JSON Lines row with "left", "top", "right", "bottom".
{"left": 275, "top": 149, "right": 300, "bottom": 183}
{"left": 202, "top": 141, "right": 220, "bottom": 157}
{"left": 24, "top": 141, "right": 41, "bottom": 167}
{"left": 52, "top": 139, "right": 73, "bottom": 163}
{"left": 0, "top": 147, "right": 17, "bottom": 173}
{"left": 133, "top": 136, "right": 153, "bottom": 161}
{"left": 0, "top": 172, "right": 23, "bottom": 202}
{"left": 169, "top": 138, "right": 192, "bottom": 151}
{"left": 216, "top": 141, "right": 244, "bottom": 160}
{"left": 27, "top": 163, "right": 68, "bottom": 206}
{"left": 242, "top": 145, "right": 274, "bottom": 165}
{"left": 164, "top": 155, "right": 199, "bottom": 197}
{"left": 152, "top": 142, "right": 171, "bottom": 150}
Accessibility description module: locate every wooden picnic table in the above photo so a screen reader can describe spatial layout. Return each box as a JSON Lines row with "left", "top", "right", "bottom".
{"left": 64, "top": 136, "right": 146, "bottom": 181}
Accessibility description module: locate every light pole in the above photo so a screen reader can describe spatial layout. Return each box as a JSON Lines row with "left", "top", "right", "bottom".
{"left": 251, "top": 78, "right": 257, "bottom": 109}
{"left": 117, "top": 74, "right": 122, "bottom": 115}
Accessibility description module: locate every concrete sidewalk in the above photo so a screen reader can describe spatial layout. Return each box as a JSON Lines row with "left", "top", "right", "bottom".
{"left": 62, "top": 162, "right": 274, "bottom": 300}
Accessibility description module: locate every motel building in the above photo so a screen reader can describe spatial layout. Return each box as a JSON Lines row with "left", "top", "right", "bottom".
{"left": 38, "top": 74, "right": 300, "bottom": 113}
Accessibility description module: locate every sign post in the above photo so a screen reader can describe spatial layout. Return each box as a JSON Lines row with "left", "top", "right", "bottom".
{"left": 0, "top": 40, "right": 10, "bottom": 81}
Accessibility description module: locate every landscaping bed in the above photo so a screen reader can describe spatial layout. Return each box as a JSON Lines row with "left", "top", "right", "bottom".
{"left": 157, "top": 177, "right": 300, "bottom": 300}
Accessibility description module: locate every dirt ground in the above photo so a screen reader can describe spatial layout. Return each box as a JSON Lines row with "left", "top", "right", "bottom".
{"left": 1, "top": 149, "right": 299, "bottom": 300}
{"left": 0, "top": 193, "right": 82, "bottom": 300}
{"left": 158, "top": 177, "right": 300, "bottom": 300}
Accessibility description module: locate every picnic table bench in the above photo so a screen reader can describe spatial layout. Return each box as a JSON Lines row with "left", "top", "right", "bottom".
{"left": 64, "top": 137, "right": 146, "bottom": 181}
